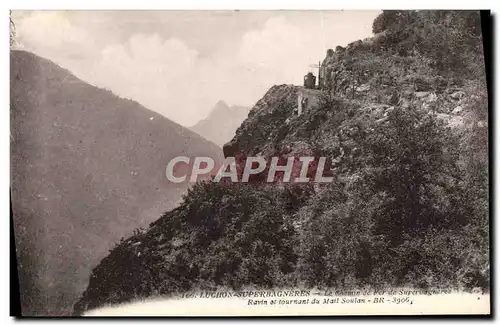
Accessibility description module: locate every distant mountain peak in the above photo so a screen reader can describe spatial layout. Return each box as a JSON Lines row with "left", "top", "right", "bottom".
{"left": 190, "top": 101, "right": 250, "bottom": 147}
{"left": 214, "top": 100, "right": 229, "bottom": 109}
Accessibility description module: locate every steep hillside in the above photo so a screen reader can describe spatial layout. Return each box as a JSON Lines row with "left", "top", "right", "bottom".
{"left": 10, "top": 50, "right": 223, "bottom": 316}
{"left": 190, "top": 101, "right": 250, "bottom": 146}
{"left": 74, "top": 11, "right": 489, "bottom": 315}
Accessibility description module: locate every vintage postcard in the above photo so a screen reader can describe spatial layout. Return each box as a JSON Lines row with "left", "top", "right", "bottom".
{"left": 9, "top": 10, "right": 490, "bottom": 316}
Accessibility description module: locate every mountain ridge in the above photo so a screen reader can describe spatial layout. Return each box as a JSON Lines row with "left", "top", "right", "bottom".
{"left": 10, "top": 50, "right": 223, "bottom": 316}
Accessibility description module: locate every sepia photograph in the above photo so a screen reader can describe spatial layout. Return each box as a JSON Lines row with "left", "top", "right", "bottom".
{"left": 9, "top": 8, "right": 490, "bottom": 317}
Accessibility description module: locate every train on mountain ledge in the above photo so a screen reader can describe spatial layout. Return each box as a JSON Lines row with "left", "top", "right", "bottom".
{"left": 297, "top": 69, "right": 322, "bottom": 116}
{"left": 303, "top": 72, "right": 317, "bottom": 90}
{"left": 296, "top": 49, "right": 337, "bottom": 116}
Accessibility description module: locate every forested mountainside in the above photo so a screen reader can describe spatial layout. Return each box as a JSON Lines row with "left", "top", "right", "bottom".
{"left": 10, "top": 50, "right": 223, "bottom": 315}
{"left": 74, "top": 11, "right": 489, "bottom": 315}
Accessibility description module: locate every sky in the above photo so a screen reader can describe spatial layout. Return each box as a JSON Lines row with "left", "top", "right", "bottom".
{"left": 12, "top": 10, "right": 380, "bottom": 126}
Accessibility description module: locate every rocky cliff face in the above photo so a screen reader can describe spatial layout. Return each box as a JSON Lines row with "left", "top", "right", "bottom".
{"left": 225, "top": 10, "right": 486, "bottom": 161}
{"left": 74, "top": 10, "right": 489, "bottom": 315}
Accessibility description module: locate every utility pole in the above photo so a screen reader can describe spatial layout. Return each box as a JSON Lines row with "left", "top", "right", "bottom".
{"left": 318, "top": 61, "right": 322, "bottom": 90}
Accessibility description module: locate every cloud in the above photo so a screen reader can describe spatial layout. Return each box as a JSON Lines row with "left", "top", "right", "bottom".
{"left": 88, "top": 34, "right": 201, "bottom": 119}
{"left": 15, "top": 11, "right": 97, "bottom": 59}
{"left": 13, "top": 11, "right": 377, "bottom": 126}
{"left": 236, "top": 16, "right": 324, "bottom": 92}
